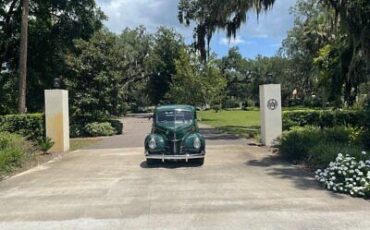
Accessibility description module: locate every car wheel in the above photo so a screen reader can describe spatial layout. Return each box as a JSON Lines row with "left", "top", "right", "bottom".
{"left": 192, "top": 158, "right": 204, "bottom": 166}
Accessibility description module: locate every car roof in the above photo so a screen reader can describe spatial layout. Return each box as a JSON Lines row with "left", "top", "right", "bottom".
{"left": 155, "top": 105, "right": 195, "bottom": 112}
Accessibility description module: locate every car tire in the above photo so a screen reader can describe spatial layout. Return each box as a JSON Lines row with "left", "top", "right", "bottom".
{"left": 146, "top": 159, "right": 157, "bottom": 166}
{"left": 193, "top": 158, "right": 204, "bottom": 166}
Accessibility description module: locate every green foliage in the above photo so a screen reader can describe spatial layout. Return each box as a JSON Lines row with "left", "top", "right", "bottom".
{"left": 281, "top": 0, "right": 370, "bottom": 107}
{"left": 178, "top": 0, "right": 275, "bottom": 60}
{"left": 219, "top": 48, "right": 303, "bottom": 107}
{"left": 38, "top": 137, "right": 54, "bottom": 154}
{"left": 0, "top": 0, "right": 105, "bottom": 113}
{"left": 219, "top": 48, "right": 251, "bottom": 104}
{"left": 283, "top": 110, "right": 366, "bottom": 130}
{"left": 212, "top": 105, "right": 222, "bottom": 113}
{"left": 84, "top": 122, "right": 115, "bottom": 137}
{"left": 276, "top": 127, "right": 321, "bottom": 162}
{"left": 70, "top": 123, "right": 85, "bottom": 138}
{"left": 276, "top": 126, "right": 366, "bottom": 168}
{"left": 66, "top": 28, "right": 151, "bottom": 124}
{"left": 0, "top": 114, "right": 44, "bottom": 142}
{"left": 308, "top": 143, "right": 364, "bottom": 169}
{"left": 109, "top": 120, "right": 123, "bottom": 135}
{"left": 223, "top": 98, "right": 240, "bottom": 109}
{"left": 363, "top": 104, "right": 370, "bottom": 149}
{"left": 147, "top": 27, "right": 185, "bottom": 104}
{"left": 0, "top": 132, "right": 33, "bottom": 177}
{"left": 166, "top": 49, "right": 226, "bottom": 106}
{"left": 0, "top": 73, "right": 17, "bottom": 115}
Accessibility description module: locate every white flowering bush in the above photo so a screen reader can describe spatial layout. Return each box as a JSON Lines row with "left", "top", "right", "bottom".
{"left": 315, "top": 151, "right": 370, "bottom": 198}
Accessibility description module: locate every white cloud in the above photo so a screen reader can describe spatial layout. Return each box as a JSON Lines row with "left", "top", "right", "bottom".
{"left": 96, "top": 0, "right": 298, "bottom": 57}
{"left": 96, "top": 0, "right": 296, "bottom": 39}
{"left": 97, "top": 0, "right": 193, "bottom": 39}
{"left": 219, "top": 36, "right": 250, "bottom": 46}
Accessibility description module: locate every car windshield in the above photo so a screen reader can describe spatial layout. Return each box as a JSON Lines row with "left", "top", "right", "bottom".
{"left": 157, "top": 110, "right": 193, "bottom": 124}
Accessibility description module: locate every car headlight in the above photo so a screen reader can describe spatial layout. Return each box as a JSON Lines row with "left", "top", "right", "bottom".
{"left": 193, "top": 137, "right": 201, "bottom": 149}
{"left": 149, "top": 138, "right": 157, "bottom": 149}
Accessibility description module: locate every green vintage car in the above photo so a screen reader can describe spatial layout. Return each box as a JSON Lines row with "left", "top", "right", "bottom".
{"left": 144, "top": 105, "right": 206, "bottom": 165}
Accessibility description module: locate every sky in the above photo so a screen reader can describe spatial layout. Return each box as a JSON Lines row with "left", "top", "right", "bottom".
{"left": 96, "top": 0, "right": 297, "bottom": 59}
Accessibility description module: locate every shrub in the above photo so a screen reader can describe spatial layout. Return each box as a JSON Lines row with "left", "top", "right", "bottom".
{"left": 308, "top": 143, "right": 364, "bottom": 169}
{"left": 223, "top": 98, "right": 240, "bottom": 109}
{"left": 303, "top": 97, "right": 324, "bottom": 107}
{"left": 38, "top": 137, "right": 55, "bottom": 154}
{"left": 276, "top": 126, "right": 321, "bottom": 161}
{"left": 363, "top": 104, "right": 370, "bottom": 149}
{"left": 322, "top": 126, "right": 352, "bottom": 143}
{"left": 242, "top": 99, "right": 256, "bottom": 110}
{"left": 283, "top": 110, "right": 365, "bottom": 130}
{"left": 70, "top": 123, "right": 86, "bottom": 138}
{"left": 0, "top": 114, "right": 44, "bottom": 142}
{"left": 109, "top": 120, "right": 123, "bottom": 135}
{"left": 84, "top": 122, "right": 115, "bottom": 137}
{"left": 211, "top": 104, "right": 222, "bottom": 113}
{"left": 315, "top": 152, "right": 370, "bottom": 198}
{"left": 0, "top": 132, "right": 33, "bottom": 177}
{"left": 276, "top": 126, "right": 358, "bottom": 165}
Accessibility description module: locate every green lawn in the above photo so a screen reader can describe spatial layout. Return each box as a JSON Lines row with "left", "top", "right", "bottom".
{"left": 70, "top": 138, "right": 101, "bottom": 151}
{"left": 198, "top": 109, "right": 260, "bottom": 138}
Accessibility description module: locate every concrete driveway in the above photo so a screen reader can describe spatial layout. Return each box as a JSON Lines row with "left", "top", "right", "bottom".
{"left": 0, "top": 115, "right": 370, "bottom": 230}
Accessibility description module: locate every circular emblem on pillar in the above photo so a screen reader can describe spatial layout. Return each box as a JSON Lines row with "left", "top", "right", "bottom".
{"left": 267, "top": 99, "right": 278, "bottom": 110}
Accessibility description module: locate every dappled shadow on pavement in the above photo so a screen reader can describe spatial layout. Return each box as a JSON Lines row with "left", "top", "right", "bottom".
{"left": 200, "top": 127, "right": 240, "bottom": 140}
{"left": 140, "top": 160, "right": 203, "bottom": 169}
{"left": 246, "top": 155, "right": 346, "bottom": 199}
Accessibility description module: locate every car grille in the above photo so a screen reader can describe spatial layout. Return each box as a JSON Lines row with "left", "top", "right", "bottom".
{"left": 156, "top": 127, "right": 193, "bottom": 155}
{"left": 165, "top": 140, "right": 184, "bottom": 155}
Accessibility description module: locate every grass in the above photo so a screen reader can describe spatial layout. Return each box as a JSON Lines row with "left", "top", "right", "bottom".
{"left": 70, "top": 138, "right": 101, "bottom": 151}
{"left": 198, "top": 109, "right": 260, "bottom": 138}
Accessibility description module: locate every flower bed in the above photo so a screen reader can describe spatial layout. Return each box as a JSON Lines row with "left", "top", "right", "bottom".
{"left": 315, "top": 152, "right": 370, "bottom": 198}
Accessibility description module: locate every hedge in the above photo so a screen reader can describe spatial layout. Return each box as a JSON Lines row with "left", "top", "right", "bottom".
{"left": 283, "top": 110, "right": 366, "bottom": 130}
{"left": 0, "top": 112, "right": 125, "bottom": 139}
{"left": 0, "top": 114, "right": 44, "bottom": 142}
{"left": 0, "top": 132, "right": 34, "bottom": 178}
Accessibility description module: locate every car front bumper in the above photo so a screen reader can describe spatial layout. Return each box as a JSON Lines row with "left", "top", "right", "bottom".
{"left": 145, "top": 151, "right": 205, "bottom": 162}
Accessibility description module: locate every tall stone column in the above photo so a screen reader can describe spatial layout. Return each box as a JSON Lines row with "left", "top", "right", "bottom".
{"left": 44, "top": 90, "right": 70, "bottom": 152}
{"left": 259, "top": 84, "right": 282, "bottom": 146}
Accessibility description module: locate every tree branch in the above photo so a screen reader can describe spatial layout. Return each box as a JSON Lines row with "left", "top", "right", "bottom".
{"left": 122, "top": 73, "right": 150, "bottom": 88}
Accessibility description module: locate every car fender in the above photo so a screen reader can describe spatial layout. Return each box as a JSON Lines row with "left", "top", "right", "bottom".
{"left": 145, "top": 133, "right": 166, "bottom": 153}
{"left": 183, "top": 133, "right": 205, "bottom": 151}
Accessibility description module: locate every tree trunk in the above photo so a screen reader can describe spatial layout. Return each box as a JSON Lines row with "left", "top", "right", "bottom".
{"left": 18, "top": 0, "right": 29, "bottom": 114}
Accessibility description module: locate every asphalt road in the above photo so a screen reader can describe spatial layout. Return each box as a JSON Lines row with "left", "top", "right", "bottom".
{"left": 0, "top": 116, "right": 369, "bottom": 229}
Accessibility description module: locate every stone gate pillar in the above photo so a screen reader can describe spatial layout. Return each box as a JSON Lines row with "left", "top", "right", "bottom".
{"left": 44, "top": 90, "right": 70, "bottom": 152}
{"left": 259, "top": 84, "right": 282, "bottom": 146}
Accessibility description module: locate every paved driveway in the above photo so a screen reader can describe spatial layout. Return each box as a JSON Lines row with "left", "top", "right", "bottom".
{"left": 0, "top": 116, "right": 369, "bottom": 230}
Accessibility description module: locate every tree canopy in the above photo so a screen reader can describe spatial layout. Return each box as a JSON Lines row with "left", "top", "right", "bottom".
{"left": 0, "top": 0, "right": 105, "bottom": 113}
{"left": 178, "top": 0, "right": 275, "bottom": 60}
